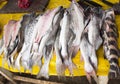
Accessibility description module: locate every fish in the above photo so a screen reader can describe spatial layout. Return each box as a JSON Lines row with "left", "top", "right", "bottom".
{"left": 0, "top": 37, "right": 4, "bottom": 54}
{"left": 31, "top": 6, "right": 63, "bottom": 66}
{"left": 58, "top": 9, "right": 77, "bottom": 75}
{"left": 36, "top": 7, "right": 64, "bottom": 79}
{"left": 59, "top": 10, "right": 71, "bottom": 72}
{"left": 54, "top": 30, "right": 66, "bottom": 76}
{"left": 1, "top": 20, "right": 20, "bottom": 66}
{"left": 69, "top": 0, "right": 84, "bottom": 45}
{"left": 58, "top": 0, "right": 84, "bottom": 75}
{"left": 17, "top": 13, "right": 37, "bottom": 53}
{"left": 80, "top": 30, "right": 98, "bottom": 84}
{"left": 87, "top": 10, "right": 103, "bottom": 70}
{"left": 68, "top": 0, "right": 85, "bottom": 64}
{"left": 101, "top": 8, "right": 120, "bottom": 79}
{"left": 14, "top": 13, "right": 38, "bottom": 70}
{"left": 6, "top": 13, "right": 37, "bottom": 66}
{"left": 79, "top": 7, "right": 103, "bottom": 83}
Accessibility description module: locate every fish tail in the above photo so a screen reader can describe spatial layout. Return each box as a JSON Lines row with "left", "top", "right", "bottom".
{"left": 68, "top": 60, "right": 76, "bottom": 75}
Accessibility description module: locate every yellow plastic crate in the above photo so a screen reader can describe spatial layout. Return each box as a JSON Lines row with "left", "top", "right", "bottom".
{"left": 0, "top": 0, "right": 120, "bottom": 76}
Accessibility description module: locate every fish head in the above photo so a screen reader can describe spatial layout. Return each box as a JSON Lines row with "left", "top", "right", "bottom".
{"left": 20, "top": 13, "right": 37, "bottom": 29}
{"left": 104, "top": 9, "right": 115, "bottom": 21}
{"left": 70, "top": 0, "right": 84, "bottom": 16}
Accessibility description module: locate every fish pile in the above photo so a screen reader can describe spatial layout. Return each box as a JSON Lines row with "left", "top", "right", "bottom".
{"left": 0, "top": 0, "right": 120, "bottom": 83}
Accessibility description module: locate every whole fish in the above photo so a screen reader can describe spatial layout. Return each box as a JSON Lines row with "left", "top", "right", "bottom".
{"left": 14, "top": 13, "right": 38, "bottom": 70}
{"left": 78, "top": 7, "right": 103, "bottom": 83}
{"left": 87, "top": 10, "right": 102, "bottom": 70}
{"left": 54, "top": 30, "right": 66, "bottom": 76}
{"left": 31, "top": 6, "right": 63, "bottom": 66}
{"left": 69, "top": 0, "right": 85, "bottom": 70}
{"left": 17, "top": 13, "right": 36, "bottom": 53}
{"left": 1, "top": 20, "right": 20, "bottom": 66}
{"left": 7, "top": 13, "right": 36, "bottom": 66}
{"left": 59, "top": 10, "right": 71, "bottom": 71}
{"left": 35, "top": 7, "right": 64, "bottom": 79}
{"left": 80, "top": 30, "right": 98, "bottom": 84}
{"left": 102, "top": 9, "right": 120, "bottom": 79}
{"left": 59, "top": 9, "right": 77, "bottom": 75}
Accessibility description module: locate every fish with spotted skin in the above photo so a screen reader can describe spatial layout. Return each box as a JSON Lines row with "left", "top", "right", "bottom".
{"left": 14, "top": 13, "right": 38, "bottom": 70}
{"left": 101, "top": 8, "right": 120, "bottom": 79}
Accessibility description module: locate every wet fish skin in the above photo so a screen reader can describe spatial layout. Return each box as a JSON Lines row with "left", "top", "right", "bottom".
{"left": 2, "top": 20, "right": 20, "bottom": 66}
{"left": 7, "top": 13, "right": 36, "bottom": 66}
{"left": 37, "top": 7, "right": 64, "bottom": 79}
{"left": 59, "top": 10, "right": 77, "bottom": 75}
{"left": 69, "top": 0, "right": 84, "bottom": 45}
{"left": 14, "top": 14, "right": 38, "bottom": 70}
{"left": 31, "top": 6, "right": 63, "bottom": 65}
{"left": 102, "top": 9, "right": 120, "bottom": 79}
{"left": 59, "top": 10, "right": 70, "bottom": 66}
{"left": 86, "top": 13, "right": 103, "bottom": 71}
{"left": 55, "top": 30, "right": 66, "bottom": 76}
{"left": 17, "top": 13, "right": 36, "bottom": 53}
{"left": 80, "top": 31, "right": 96, "bottom": 83}
{"left": 69, "top": 0, "right": 85, "bottom": 60}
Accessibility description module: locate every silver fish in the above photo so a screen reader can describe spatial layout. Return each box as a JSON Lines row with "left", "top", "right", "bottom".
{"left": 69, "top": 0, "right": 84, "bottom": 45}
{"left": 61, "top": 0, "right": 84, "bottom": 75}
{"left": 36, "top": 7, "right": 64, "bottom": 79}
{"left": 1, "top": 20, "right": 20, "bottom": 66}
{"left": 14, "top": 13, "right": 38, "bottom": 70}
{"left": 80, "top": 31, "right": 98, "bottom": 84}
{"left": 31, "top": 6, "right": 63, "bottom": 65}
{"left": 17, "top": 13, "right": 37, "bottom": 53}
{"left": 59, "top": 9, "right": 76, "bottom": 75}
{"left": 6, "top": 13, "right": 37, "bottom": 66}
{"left": 55, "top": 30, "right": 66, "bottom": 76}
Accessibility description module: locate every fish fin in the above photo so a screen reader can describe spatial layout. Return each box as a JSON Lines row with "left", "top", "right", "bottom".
{"left": 56, "top": 49, "right": 66, "bottom": 76}
{"left": 86, "top": 70, "right": 98, "bottom": 84}
{"left": 56, "top": 48, "right": 66, "bottom": 76}
{"left": 91, "top": 70, "right": 98, "bottom": 84}
{"left": 37, "top": 45, "right": 53, "bottom": 79}
{"left": 37, "top": 58, "right": 49, "bottom": 79}
{"left": 68, "top": 59, "right": 77, "bottom": 75}
{"left": 86, "top": 72, "right": 92, "bottom": 84}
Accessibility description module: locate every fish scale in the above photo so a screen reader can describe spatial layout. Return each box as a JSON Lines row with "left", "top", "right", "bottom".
{"left": 14, "top": 13, "right": 38, "bottom": 70}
